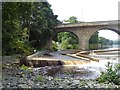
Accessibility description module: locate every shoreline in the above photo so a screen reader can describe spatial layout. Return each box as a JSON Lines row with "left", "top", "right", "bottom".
{"left": 2, "top": 55, "right": 120, "bottom": 88}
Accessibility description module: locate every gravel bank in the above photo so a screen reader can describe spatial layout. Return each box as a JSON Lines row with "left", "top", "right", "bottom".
{"left": 2, "top": 55, "right": 120, "bottom": 89}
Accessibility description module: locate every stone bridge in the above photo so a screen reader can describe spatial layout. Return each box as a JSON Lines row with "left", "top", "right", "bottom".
{"left": 47, "top": 20, "right": 120, "bottom": 50}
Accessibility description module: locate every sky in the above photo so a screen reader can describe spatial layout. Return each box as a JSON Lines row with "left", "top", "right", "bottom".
{"left": 47, "top": 0, "right": 120, "bottom": 40}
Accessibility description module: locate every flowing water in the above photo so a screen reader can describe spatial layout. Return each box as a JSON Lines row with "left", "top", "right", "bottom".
{"left": 33, "top": 48, "right": 119, "bottom": 80}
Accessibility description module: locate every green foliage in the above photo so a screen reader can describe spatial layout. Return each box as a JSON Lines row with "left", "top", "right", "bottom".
{"left": 73, "top": 44, "right": 78, "bottom": 49}
{"left": 29, "top": 2, "right": 58, "bottom": 49}
{"left": 113, "top": 40, "right": 120, "bottom": 45}
{"left": 36, "top": 75, "right": 44, "bottom": 82}
{"left": 64, "top": 16, "right": 78, "bottom": 23}
{"left": 56, "top": 32, "right": 78, "bottom": 50}
{"left": 60, "top": 39, "right": 70, "bottom": 50}
{"left": 2, "top": 2, "right": 58, "bottom": 55}
{"left": 2, "top": 2, "right": 33, "bottom": 55}
{"left": 98, "top": 36, "right": 113, "bottom": 48}
{"left": 89, "top": 32, "right": 99, "bottom": 50}
{"left": 54, "top": 77, "right": 61, "bottom": 81}
{"left": 115, "top": 63, "right": 120, "bottom": 72}
{"left": 52, "top": 40, "right": 58, "bottom": 51}
{"left": 89, "top": 31, "right": 113, "bottom": 50}
{"left": 89, "top": 43, "right": 98, "bottom": 50}
{"left": 20, "top": 65, "right": 29, "bottom": 71}
{"left": 97, "top": 62, "right": 120, "bottom": 85}
{"left": 89, "top": 32, "right": 99, "bottom": 44}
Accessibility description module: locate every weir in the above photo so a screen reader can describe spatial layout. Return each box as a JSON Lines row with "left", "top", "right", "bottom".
{"left": 19, "top": 49, "right": 119, "bottom": 80}
{"left": 20, "top": 49, "right": 119, "bottom": 67}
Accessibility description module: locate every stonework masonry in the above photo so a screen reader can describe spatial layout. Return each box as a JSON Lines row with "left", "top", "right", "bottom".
{"left": 48, "top": 20, "right": 120, "bottom": 50}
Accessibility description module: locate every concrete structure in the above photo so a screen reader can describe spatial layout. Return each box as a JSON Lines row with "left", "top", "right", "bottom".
{"left": 51, "top": 20, "right": 120, "bottom": 50}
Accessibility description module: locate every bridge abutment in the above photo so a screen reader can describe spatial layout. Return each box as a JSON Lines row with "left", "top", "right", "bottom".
{"left": 78, "top": 38, "right": 89, "bottom": 50}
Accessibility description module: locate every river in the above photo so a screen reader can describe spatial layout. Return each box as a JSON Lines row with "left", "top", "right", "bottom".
{"left": 32, "top": 46, "right": 119, "bottom": 80}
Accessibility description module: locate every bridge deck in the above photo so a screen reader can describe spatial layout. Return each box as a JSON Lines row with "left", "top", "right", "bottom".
{"left": 56, "top": 20, "right": 120, "bottom": 28}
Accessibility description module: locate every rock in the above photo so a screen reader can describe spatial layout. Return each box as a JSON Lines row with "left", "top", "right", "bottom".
{"left": 17, "top": 78, "right": 25, "bottom": 84}
{"left": 72, "top": 80, "right": 80, "bottom": 85}
{"left": 45, "top": 76, "right": 53, "bottom": 81}
{"left": 43, "top": 52, "right": 53, "bottom": 56}
{"left": 18, "top": 84, "right": 28, "bottom": 88}
{"left": 37, "top": 83, "right": 39, "bottom": 86}
{"left": 2, "top": 56, "right": 120, "bottom": 88}
{"left": 59, "top": 85, "right": 63, "bottom": 88}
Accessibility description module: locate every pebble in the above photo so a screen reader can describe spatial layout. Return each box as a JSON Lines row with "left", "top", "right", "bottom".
{"left": 2, "top": 56, "right": 120, "bottom": 88}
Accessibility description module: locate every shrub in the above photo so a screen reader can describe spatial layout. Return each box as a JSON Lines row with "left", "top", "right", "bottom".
{"left": 36, "top": 75, "right": 44, "bottom": 82}
{"left": 20, "top": 64, "right": 29, "bottom": 71}
{"left": 97, "top": 62, "right": 120, "bottom": 85}
{"left": 73, "top": 44, "right": 78, "bottom": 49}
{"left": 52, "top": 41, "right": 58, "bottom": 51}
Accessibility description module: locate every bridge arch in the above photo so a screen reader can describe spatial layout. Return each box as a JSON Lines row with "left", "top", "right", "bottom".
{"left": 88, "top": 28, "right": 120, "bottom": 50}
{"left": 52, "top": 30, "right": 79, "bottom": 50}
{"left": 88, "top": 28, "right": 120, "bottom": 37}
{"left": 99, "top": 28, "right": 120, "bottom": 35}
{"left": 52, "top": 20, "right": 120, "bottom": 50}
{"left": 52, "top": 30, "right": 80, "bottom": 40}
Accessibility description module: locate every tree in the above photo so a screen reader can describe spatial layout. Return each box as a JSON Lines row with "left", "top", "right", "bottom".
{"left": 56, "top": 32, "right": 78, "bottom": 49}
{"left": 29, "top": 2, "right": 58, "bottom": 49}
{"left": 98, "top": 36, "right": 113, "bottom": 49}
{"left": 2, "top": 2, "right": 58, "bottom": 55}
{"left": 64, "top": 16, "right": 78, "bottom": 23}
{"left": 89, "top": 31, "right": 113, "bottom": 50}
{"left": 89, "top": 32, "right": 99, "bottom": 50}
{"left": 2, "top": 2, "right": 32, "bottom": 55}
{"left": 89, "top": 32, "right": 99, "bottom": 44}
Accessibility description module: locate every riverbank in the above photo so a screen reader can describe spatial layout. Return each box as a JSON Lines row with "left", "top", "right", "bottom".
{"left": 2, "top": 55, "right": 120, "bottom": 89}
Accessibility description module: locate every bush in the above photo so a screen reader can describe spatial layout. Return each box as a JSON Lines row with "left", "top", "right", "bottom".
{"left": 60, "top": 40, "right": 76, "bottom": 50}
{"left": 52, "top": 41, "right": 58, "bottom": 51}
{"left": 60, "top": 40, "right": 69, "bottom": 50}
{"left": 73, "top": 44, "right": 78, "bottom": 49}
{"left": 97, "top": 62, "right": 120, "bottom": 85}
{"left": 20, "top": 64, "right": 29, "bottom": 71}
{"left": 89, "top": 43, "right": 98, "bottom": 50}
{"left": 3, "top": 40, "right": 34, "bottom": 56}
{"left": 67, "top": 44, "right": 73, "bottom": 49}
{"left": 36, "top": 75, "right": 44, "bottom": 82}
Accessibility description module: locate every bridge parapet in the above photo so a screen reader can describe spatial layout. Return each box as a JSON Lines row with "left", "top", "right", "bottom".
{"left": 56, "top": 20, "right": 120, "bottom": 28}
